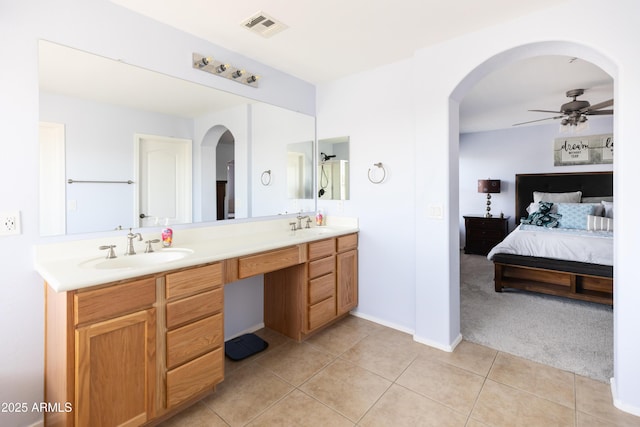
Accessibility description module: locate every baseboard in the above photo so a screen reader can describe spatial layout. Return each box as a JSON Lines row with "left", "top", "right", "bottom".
{"left": 350, "top": 311, "right": 463, "bottom": 352}
{"left": 226, "top": 322, "right": 265, "bottom": 341}
{"left": 414, "top": 333, "right": 463, "bottom": 352}
{"left": 610, "top": 377, "right": 640, "bottom": 416}
{"left": 350, "top": 311, "right": 414, "bottom": 335}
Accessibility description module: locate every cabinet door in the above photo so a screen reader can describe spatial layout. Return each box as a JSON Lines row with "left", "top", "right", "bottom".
{"left": 75, "top": 309, "right": 156, "bottom": 427}
{"left": 337, "top": 249, "right": 358, "bottom": 315}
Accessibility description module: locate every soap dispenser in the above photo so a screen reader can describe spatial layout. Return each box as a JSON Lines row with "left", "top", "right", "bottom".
{"left": 315, "top": 210, "right": 324, "bottom": 226}
{"left": 161, "top": 219, "right": 173, "bottom": 247}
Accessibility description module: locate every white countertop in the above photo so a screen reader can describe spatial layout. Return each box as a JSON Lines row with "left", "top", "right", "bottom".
{"left": 35, "top": 217, "right": 358, "bottom": 292}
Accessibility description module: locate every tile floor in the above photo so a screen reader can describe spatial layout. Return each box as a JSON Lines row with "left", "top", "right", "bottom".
{"left": 160, "top": 315, "right": 640, "bottom": 426}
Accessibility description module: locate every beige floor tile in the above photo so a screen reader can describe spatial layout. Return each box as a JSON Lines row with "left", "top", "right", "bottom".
{"left": 202, "top": 361, "right": 293, "bottom": 426}
{"left": 159, "top": 401, "right": 228, "bottom": 426}
{"left": 246, "top": 389, "right": 353, "bottom": 427}
{"left": 306, "top": 320, "right": 370, "bottom": 356}
{"left": 396, "top": 354, "right": 485, "bottom": 414}
{"left": 340, "top": 330, "right": 420, "bottom": 380}
{"left": 420, "top": 340, "right": 497, "bottom": 377}
{"left": 471, "top": 379, "right": 575, "bottom": 427}
{"left": 256, "top": 341, "right": 335, "bottom": 386}
{"left": 358, "top": 384, "right": 467, "bottom": 427}
{"left": 577, "top": 411, "right": 618, "bottom": 426}
{"left": 299, "top": 358, "right": 392, "bottom": 422}
{"left": 576, "top": 375, "right": 640, "bottom": 426}
{"left": 336, "top": 315, "right": 387, "bottom": 336}
{"left": 488, "top": 352, "right": 575, "bottom": 409}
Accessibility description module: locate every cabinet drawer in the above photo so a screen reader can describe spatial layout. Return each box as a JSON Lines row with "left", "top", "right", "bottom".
{"left": 465, "top": 218, "right": 505, "bottom": 231}
{"left": 166, "top": 263, "right": 222, "bottom": 301}
{"left": 467, "top": 229, "right": 503, "bottom": 239}
{"left": 167, "top": 313, "right": 223, "bottom": 369}
{"left": 166, "top": 347, "right": 223, "bottom": 408}
{"left": 166, "top": 288, "right": 223, "bottom": 329}
{"left": 337, "top": 233, "right": 358, "bottom": 252}
{"left": 308, "top": 256, "right": 334, "bottom": 279}
{"left": 308, "top": 297, "right": 336, "bottom": 330}
{"left": 308, "top": 239, "right": 335, "bottom": 260}
{"left": 74, "top": 277, "right": 156, "bottom": 325}
{"left": 309, "top": 273, "right": 335, "bottom": 305}
{"left": 238, "top": 246, "right": 303, "bottom": 278}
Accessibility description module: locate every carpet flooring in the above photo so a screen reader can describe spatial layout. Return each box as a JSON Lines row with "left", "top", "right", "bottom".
{"left": 460, "top": 252, "right": 613, "bottom": 382}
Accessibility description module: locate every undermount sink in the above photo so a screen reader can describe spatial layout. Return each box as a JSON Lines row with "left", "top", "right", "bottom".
{"left": 79, "top": 248, "right": 194, "bottom": 270}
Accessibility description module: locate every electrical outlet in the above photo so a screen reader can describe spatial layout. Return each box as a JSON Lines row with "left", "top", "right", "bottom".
{"left": 0, "top": 211, "right": 21, "bottom": 236}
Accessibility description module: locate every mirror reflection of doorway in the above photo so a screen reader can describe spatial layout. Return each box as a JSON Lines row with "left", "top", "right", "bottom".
{"left": 215, "top": 129, "right": 235, "bottom": 220}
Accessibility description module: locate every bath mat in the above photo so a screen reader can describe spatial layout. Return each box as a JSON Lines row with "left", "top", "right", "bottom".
{"left": 224, "top": 333, "right": 268, "bottom": 361}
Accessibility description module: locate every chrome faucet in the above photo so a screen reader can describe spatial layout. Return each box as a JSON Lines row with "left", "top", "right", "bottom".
{"left": 296, "top": 214, "right": 310, "bottom": 230}
{"left": 125, "top": 228, "right": 143, "bottom": 255}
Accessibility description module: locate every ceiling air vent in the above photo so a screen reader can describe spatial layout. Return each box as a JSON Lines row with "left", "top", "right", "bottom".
{"left": 242, "top": 11, "right": 288, "bottom": 38}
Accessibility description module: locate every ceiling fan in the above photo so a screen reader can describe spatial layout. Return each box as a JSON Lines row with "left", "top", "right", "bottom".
{"left": 513, "top": 88, "right": 614, "bottom": 127}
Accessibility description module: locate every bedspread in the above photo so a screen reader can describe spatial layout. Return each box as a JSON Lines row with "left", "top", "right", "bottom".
{"left": 487, "top": 224, "right": 613, "bottom": 266}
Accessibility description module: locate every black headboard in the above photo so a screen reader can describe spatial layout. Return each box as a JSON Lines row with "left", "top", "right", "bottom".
{"left": 515, "top": 172, "right": 613, "bottom": 224}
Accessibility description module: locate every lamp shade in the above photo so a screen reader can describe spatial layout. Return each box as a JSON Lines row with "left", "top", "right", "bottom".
{"left": 478, "top": 179, "right": 501, "bottom": 194}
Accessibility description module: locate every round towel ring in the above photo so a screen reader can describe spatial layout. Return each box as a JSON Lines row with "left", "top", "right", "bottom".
{"left": 367, "top": 162, "right": 386, "bottom": 184}
{"left": 261, "top": 170, "right": 272, "bottom": 186}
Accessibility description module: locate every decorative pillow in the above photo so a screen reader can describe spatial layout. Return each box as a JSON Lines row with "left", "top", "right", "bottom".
{"left": 556, "top": 203, "right": 595, "bottom": 229}
{"left": 526, "top": 201, "right": 558, "bottom": 214}
{"left": 587, "top": 215, "right": 613, "bottom": 231}
{"left": 521, "top": 201, "right": 561, "bottom": 228}
{"left": 602, "top": 201, "right": 614, "bottom": 218}
{"left": 533, "top": 191, "right": 582, "bottom": 204}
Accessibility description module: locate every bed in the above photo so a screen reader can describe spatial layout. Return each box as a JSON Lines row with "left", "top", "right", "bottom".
{"left": 488, "top": 172, "right": 613, "bottom": 305}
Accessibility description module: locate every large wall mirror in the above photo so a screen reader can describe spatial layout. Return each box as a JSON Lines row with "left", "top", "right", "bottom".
{"left": 318, "top": 136, "right": 350, "bottom": 200}
{"left": 38, "top": 40, "right": 316, "bottom": 236}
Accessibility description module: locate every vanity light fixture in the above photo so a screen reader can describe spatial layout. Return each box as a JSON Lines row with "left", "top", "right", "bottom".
{"left": 192, "top": 53, "right": 260, "bottom": 87}
{"left": 196, "top": 56, "right": 212, "bottom": 68}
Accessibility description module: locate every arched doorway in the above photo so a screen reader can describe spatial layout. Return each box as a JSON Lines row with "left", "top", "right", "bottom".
{"left": 201, "top": 125, "right": 235, "bottom": 221}
{"left": 449, "top": 41, "right": 616, "bottom": 373}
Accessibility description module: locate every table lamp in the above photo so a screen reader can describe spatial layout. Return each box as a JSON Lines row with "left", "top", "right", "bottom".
{"left": 477, "top": 179, "right": 501, "bottom": 218}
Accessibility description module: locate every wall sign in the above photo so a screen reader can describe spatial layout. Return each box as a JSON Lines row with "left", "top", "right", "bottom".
{"left": 554, "top": 133, "right": 613, "bottom": 166}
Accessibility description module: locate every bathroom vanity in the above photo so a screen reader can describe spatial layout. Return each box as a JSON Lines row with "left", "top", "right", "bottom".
{"left": 37, "top": 218, "right": 358, "bottom": 426}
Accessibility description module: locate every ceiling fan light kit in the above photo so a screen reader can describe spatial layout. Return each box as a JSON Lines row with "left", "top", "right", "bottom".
{"left": 513, "top": 88, "right": 613, "bottom": 131}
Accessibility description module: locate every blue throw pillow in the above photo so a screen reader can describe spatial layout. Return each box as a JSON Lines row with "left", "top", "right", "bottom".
{"left": 557, "top": 203, "right": 595, "bottom": 229}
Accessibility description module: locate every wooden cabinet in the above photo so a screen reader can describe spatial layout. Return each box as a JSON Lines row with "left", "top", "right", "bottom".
{"left": 45, "top": 276, "right": 157, "bottom": 427}
{"left": 264, "top": 233, "right": 358, "bottom": 341}
{"left": 75, "top": 308, "right": 156, "bottom": 427}
{"left": 463, "top": 215, "right": 509, "bottom": 255}
{"left": 164, "top": 263, "right": 224, "bottom": 409}
{"left": 44, "top": 263, "right": 225, "bottom": 426}
{"left": 336, "top": 235, "right": 358, "bottom": 315}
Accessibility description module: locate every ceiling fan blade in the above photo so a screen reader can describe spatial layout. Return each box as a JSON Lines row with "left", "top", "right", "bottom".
{"left": 584, "top": 99, "right": 614, "bottom": 112}
{"left": 529, "top": 109, "right": 563, "bottom": 114}
{"left": 513, "top": 115, "right": 564, "bottom": 126}
{"left": 585, "top": 109, "right": 614, "bottom": 115}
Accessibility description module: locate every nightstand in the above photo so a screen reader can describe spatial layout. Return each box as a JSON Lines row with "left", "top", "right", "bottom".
{"left": 463, "top": 215, "right": 510, "bottom": 255}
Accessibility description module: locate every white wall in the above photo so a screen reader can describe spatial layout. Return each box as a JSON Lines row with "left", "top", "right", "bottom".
{"left": 317, "top": 57, "right": 417, "bottom": 332}
{"left": 0, "top": 1, "right": 314, "bottom": 426}
{"left": 459, "top": 117, "right": 614, "bottom": 245}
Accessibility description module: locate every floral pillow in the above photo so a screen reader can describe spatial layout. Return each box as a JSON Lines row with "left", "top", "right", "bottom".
{"left": 521, "top": 201, "right": 562, "bottom": 228}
